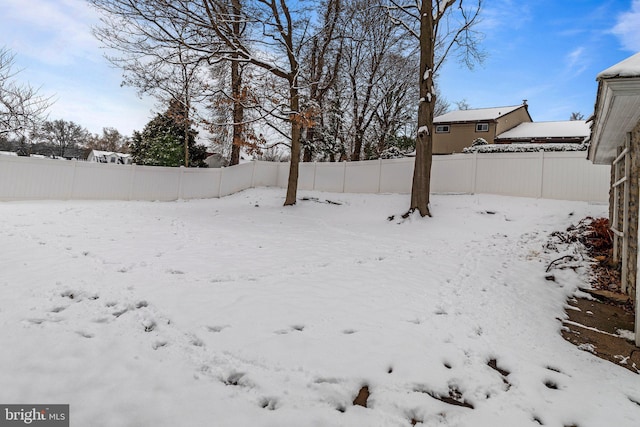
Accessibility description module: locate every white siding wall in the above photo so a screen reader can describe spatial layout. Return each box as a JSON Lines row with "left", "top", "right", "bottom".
{"left": 0, "top": 152, "right": 610, "bottom": 202}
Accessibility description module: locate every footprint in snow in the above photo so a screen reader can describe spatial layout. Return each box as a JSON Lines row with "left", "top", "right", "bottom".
{"left": 76, "top": 331, "right": 94, "bottom": 339}
{"left": 206, "top": 325, "right": 228, "bottom": 333}
{"left": 152, "top": 340, "right": 168, "bottom": 350}
{"left": 188, "top": 334, "right": 204, "bottom": 347}
{"left": 259, "top": 397, "right": 278, "bottom": 410}
{"left": 275, "top": 325, "right": 306, "bottom": 334}
{"left": 142, "top": 319, "right": 156, "bottom": 332}
{"left": 223, "top": 372, "right": 246, "bottom": 386}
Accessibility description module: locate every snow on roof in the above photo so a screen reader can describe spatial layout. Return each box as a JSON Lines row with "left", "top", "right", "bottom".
{"left": 463, "top": 142, "right": 588, "bottom": 154}
{"left": 590, "top": 52, "right": 640, "bottom": 164}
{"left": 434, "top": 105, "right": 524, "bottom": 123}
{"left": 497, "top": 121, "right": 590, "bottom": 139}
{"left": 597, "top": 51, "right": 640, "bottom": 79}
{"left": 90, "top": 150, "right": 131, "bottom": 158}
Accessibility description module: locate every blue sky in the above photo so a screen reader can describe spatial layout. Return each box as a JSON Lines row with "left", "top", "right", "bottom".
{"left": 1, "top": 0, "right": 639, "bottom": 136}
{"left": 438, "top": 0, "right": 640, "bottom": 122}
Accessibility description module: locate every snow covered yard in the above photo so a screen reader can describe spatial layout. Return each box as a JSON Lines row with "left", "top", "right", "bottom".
{"left": 0, "top": 188, "right": 638, "bottom": 427}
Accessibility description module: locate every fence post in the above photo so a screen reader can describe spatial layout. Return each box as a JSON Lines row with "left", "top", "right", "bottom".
{"left": 377, "top": 158, "right": 383, "bottom": 194}
{"left": 68, "top": 159, "right": 78, "bottom": 200}
{"left": 250, "top": 161, "right": 257, "bottom": 189}
{"left": 178, "top": 166, "right": 185, "bottom": 200}
{"left": 313, "top": 161, "right": 317, "bottom": 191}
{"left": 218, "top": 167, "right": 224, "bottom": 197}
{"left": 538, "top": 150, "right": 545, "bottom": 198}
{"left": 471, "top": 152, "right": 478, "bottom": 194}
{"left": 128, "top": 164, "right": 136, "bottom": 201}
{"left": 342, "top": 161, "right": 347, "bottom": 193}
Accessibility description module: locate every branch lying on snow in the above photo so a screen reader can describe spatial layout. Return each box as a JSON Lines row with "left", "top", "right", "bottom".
{"left": 546, "top": 255, "right": 580, "bottom": 272}
{"left": 300, "top": 197, "right": 342, "bottom": 205}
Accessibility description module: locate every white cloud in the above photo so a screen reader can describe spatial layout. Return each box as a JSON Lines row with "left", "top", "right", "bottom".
{"left": 0, "top": 0, "right": 156, "bottom": 135}
{"left": 612, "top": 0, "right": 640, "bottom": 52}
{"left": 565, "top": 46, "right": 588, "bottom": 76}
{"left": 2, "top": 0, "right": 102, "bottom": 66}
{"left": 479, "top": 0, "right": 532, "bottom": 32}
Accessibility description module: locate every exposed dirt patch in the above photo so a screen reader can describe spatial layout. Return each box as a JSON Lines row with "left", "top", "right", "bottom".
{"left": 352, "top": 386, "right": 370, "bottom": 408}
{"left": 551, "top": 217, "right": 638, "bottom": 373}
{"left": 562, "top": 296, "right": 639, "bottom": 373}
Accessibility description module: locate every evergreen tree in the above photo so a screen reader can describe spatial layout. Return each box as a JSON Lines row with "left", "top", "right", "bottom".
{"left": 130, "top": 105, "right": 207, "bottom": 167}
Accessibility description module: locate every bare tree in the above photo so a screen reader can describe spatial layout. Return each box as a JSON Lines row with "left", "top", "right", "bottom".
{"left": 87, "top": 127, "right": 129, "bottom": 152}
{"left": 433, "top": 83, "right": 450, "bottom": 117}
{"left": 0, "top": 47, "right": 51, "bottom": 137}
{"left": 341, "top": 1, "right": 414, "bottom": 161}
{"left": 92, "top": 0, "right": 329, "bottom": 205}
{"left": 455, "top": 98, "right": 471, "bottom": 111}
{"left": 369, "top": 52, "right": 418, "bottom": 158}
{"left": 570, "top": 111, "right": 585, "bottom": 121}
{"left": 90, "top": 1, "right": 217, "bottom": 167}
{"left": 387, "top": 0, "right": 483, "bottom": 216}
{"left": 299, "top": 0, "right": 343, "bottom": 162}
{"left": 37, "top": 119, "right": 89, "bottom": 158}
{"left": 189, "top": 0, "right": 317, "bottom": 205}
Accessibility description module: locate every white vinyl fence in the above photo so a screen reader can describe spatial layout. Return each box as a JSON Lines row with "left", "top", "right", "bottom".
{"left": 0, "top": 151, "right": 610, "bottom": 202}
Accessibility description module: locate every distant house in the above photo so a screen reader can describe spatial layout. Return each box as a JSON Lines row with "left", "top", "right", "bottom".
{"left": 433, "top": 103, "right": 532, "bottom": 154}
{"left": 494, "top": 120, "right": 589, "bottom": 145}
{"left": 87, "top": 150, "right": 132, "bottom": 165}
{"left": 205, "top": 153, "right": 227, "bottom": 168}
{"left": 587, "top": 51, "right": 640, "bottom": 346}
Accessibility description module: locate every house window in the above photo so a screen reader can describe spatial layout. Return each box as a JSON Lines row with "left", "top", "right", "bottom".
{"left": 435, "top": 125, "right": 450, "bottom": 133}
{"left": 476, "top": 123, "right": 489, "bottom": 132}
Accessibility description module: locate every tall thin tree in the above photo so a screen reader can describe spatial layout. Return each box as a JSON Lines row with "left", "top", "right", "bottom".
{"left": 387, "top": 0, "right": 483, "bottom": 216}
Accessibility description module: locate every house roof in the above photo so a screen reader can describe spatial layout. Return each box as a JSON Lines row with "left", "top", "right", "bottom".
{"left": 434, "top": 105, "right": 526, "bottom": 123}
{"left": 496, "top": 121, "right": 589, "bottom": 140}
{"left": 597, "top": 52, "right": 640, "bottom": 79}
{"left": 589, "top": 52, "right": 640, "bottom": 164}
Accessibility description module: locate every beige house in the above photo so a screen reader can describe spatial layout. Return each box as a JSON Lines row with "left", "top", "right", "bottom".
{"left": 433, "top": 103, "right": 532, "bottom": 154}
{"left": 588, "top": 51, "right": 640, "bottom": 346}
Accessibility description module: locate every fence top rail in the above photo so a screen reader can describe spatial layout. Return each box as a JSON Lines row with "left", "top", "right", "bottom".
{"left": 1, "top": 150, "right": 609, "bottom": 203}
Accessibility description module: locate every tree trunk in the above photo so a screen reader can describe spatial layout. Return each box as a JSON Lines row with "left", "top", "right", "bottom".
{"left": 351, "top": 130, "right": 363, "bottom": 161}
{"left": 184, "top": 130, "right": 189, "bottom": 166}
{"left": 303, "top": 125, "right": 315, "bottom": 162}
{"left": 410, "top": 1, "right": 434, "bottom": 217}
{"left": 284, "top": 84, "right": 301, "bottom": 206}
{"left": 230, "top": 59, "right": 242, "bottom": 166}
{"left": 230, "top": 0, "right": 243, "bottom": 166}
{"left": 184, "top": 99, "right": 190, "bottom": 167}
